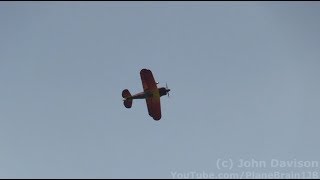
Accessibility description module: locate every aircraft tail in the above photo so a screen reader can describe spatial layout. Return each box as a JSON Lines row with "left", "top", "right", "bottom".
{"left": 122, "top": 89, "right": 132, "bottom": 108}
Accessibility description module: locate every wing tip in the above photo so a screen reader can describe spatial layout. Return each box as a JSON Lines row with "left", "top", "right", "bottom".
{"left": 152, "top": 115, "right": 161, "bottom": 121}
{"left": 140, "top": 68, "right": 150, "bottom": 73}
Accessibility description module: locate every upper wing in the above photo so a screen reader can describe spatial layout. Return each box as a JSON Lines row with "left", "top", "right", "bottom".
{"left": 140, "top": 69, "right": 157, "bottom": 91}
{"left": 140, "top": 69, "right": 161, "bottom": 120}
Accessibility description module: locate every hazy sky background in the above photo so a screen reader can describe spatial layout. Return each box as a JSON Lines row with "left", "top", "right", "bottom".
{"left": 1, "top": 2, "right": 320, "bottom": 178}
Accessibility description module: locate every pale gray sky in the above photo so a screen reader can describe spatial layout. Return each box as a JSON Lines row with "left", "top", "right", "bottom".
{"left": 0, "top": 2, "right": 320, "bottom": 178}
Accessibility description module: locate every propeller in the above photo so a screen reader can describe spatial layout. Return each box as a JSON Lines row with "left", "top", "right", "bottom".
{"left": 166, "top": 83, "right": 170, "bottom": 97}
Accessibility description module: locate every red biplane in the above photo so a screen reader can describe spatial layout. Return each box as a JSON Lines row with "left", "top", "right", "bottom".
{"left": 122, "top": 69, "right": 170, "bottom": 121}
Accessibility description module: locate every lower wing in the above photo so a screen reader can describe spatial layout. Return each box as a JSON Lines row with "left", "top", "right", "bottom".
{"left": 145, "top": 96, "right": 161, "bottom": 121}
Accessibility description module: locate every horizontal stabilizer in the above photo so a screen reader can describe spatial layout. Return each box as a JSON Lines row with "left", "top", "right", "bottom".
{"left": 123, "top": 99, "right": 132, "bottom": 108}
{"left": 122, "top": 89, "right": 131, "bottom": 98}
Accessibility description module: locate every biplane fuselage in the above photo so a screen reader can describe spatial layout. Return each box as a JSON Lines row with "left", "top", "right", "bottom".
{"left": 124, "top": 88, "right": 169, "bottom": 100}
{"left": 122, "top": 69, "right": 170, "bottom": 121}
